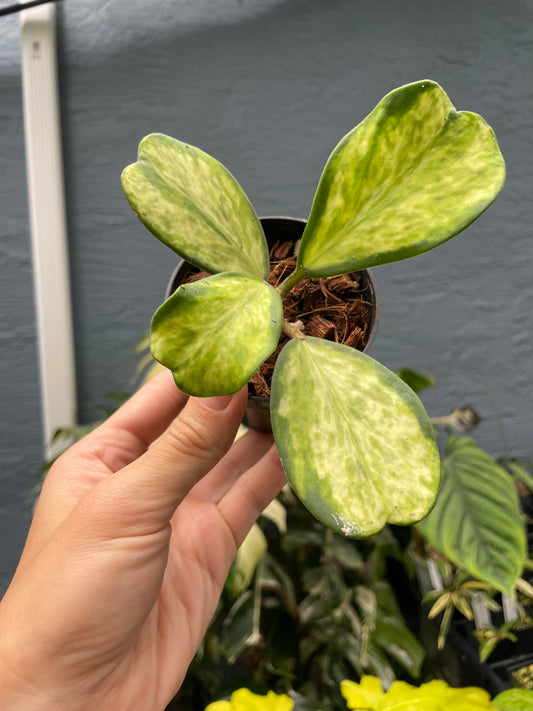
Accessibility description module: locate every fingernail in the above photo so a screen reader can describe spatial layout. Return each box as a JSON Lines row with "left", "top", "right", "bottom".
{"left": 199, "top": 395, "right": 233, "bottom": 411}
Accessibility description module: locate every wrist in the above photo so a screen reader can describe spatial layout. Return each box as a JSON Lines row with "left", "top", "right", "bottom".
{"left": 0, "top": 613, "right": 65, "bottom": 711}
{"left": 0, "top": 660, "right": 48, "bottom": 711}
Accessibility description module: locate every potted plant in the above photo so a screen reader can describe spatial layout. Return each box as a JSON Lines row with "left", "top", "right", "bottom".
{"left": 121, "top": 79, "right": 505, "bottom": 539}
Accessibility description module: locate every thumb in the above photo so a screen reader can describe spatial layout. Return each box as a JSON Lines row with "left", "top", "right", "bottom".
{"left": 85, "top": 388, "right": 249, "bottom": 536}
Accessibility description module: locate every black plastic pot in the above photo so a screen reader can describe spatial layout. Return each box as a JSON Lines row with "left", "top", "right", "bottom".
{"left": 164, "top": 216, "right": 380, "bottom": 431}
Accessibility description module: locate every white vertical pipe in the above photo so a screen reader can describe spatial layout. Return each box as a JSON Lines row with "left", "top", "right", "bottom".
{"left": 19, "top": 1, "right": 76, "bottom": 460}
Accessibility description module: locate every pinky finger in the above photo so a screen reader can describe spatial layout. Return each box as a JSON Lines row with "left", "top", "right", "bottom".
{"left": 216, "top": 444, "right": 287, "bottom": 549}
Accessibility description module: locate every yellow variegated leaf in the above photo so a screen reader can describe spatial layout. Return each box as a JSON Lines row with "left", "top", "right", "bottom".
{"left": 298, "top": 80, "right": 505, "bottom": 277}
{"left": 122, "top": 133, "right": 269, "bottom": 277}
{"left": 151, "top": 273, "right": 282, "bottom": 396}
{"left": 270, "top": 337, "right": 440, "bottom": 537}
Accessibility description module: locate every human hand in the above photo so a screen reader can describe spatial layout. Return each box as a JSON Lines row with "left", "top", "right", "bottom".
{"left": 0, "top": 371, "right": 286, "bottom": 711}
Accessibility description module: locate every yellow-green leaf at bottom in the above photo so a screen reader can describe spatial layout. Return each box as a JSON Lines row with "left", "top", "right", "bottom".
{"left": 340, "top": 676, "right": 494, "bottom": 711}
{"left": 151, "top": 273, "right": 282, "bottom": 396}
{"left": 270, "top": 338, "right": 440, "bottom": 537}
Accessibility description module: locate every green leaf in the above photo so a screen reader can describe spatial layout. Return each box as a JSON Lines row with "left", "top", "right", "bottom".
{"left": 220, "top": 591, "right": 259, "bottom": 663}
{"left": 417, "top": 436, "right": 527, "bottom": 595}
{"left": 500, "top": 457, "right": 533, "bottom": 493}
{"left": 226, "top": 524, "right": 267, "bottom": 598}
{"left": 122, "top": 133, "right": 269, "bottom": 277}
{"left": 297, "top": 80, "right": 505, "bottom": 277}
{"left": 493, "top": 689, "right": 533, "bottom": 711}
{"left": 151, "top": 272, "right": 282, "bottom": 396}
{"left": 270, "top": 337, "right": 440, "bottom": 537}
{"left": 325, "top": 537, "right": 365, "bottom": 572}
{"left": 261, "top": 497, "right": 287, "bottom": 533}
{"left": 395, "top": 368, "right": 436, "bottom": 394}
{"left": 372, "top": 582, "right": 425, "bottom": 678}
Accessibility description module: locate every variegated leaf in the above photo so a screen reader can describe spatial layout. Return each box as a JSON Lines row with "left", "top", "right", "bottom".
{"left": 122, "top": 133, "right": 269, "bottom": 278}
{"left": 270, "top": 337, "right": 440, "bottom": 537}
{"left": 151, "top": 272, "right": 282, "bottom": 396}
{"left": 297, "top": 80, "right": 506, "bottom": 277}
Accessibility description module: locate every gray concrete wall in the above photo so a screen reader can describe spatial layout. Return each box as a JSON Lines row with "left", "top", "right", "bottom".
{"left": 1, "top": 0, "right": 532, "bottom": 592}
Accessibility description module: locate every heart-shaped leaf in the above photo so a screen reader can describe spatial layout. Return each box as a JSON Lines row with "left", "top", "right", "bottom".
{"left": 122, "top": 133, "right": 269, "bottom": 278}
{"left": 297, "top": 80, "right": 506, "bottom": 277}
{"left": 416, "top": 435, "right": 526, "bottom": 595}
{"left": 151, "top": 272, "right": 282, "bottom": 396}
{"left": 270, "top": 337, "right": 440, "bottom": 537}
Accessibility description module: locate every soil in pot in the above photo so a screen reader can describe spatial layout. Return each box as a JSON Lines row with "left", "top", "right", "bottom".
{"left": 247, "top": 238, "right": 375, "bottom": 397}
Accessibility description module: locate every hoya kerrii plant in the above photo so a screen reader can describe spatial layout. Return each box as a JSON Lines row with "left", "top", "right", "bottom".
{"left": 121, "top": 80, "right": 505, "bottom": 539}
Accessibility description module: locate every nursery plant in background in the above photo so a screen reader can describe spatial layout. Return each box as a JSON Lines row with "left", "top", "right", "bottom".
{"left": 122, "top": 79, "right": 505, "bottom": 538}
{"left": 171, "top": 487, "right": 427, "bottom": 711}
{"left": 400, "top": 376, "right": 533, "bottom": 691}
{"left": 199, "top": 677, "right": 533, "bottom": 711}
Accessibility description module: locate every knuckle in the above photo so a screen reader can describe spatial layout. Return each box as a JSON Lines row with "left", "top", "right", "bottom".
{"left": 163, "top": 408, "right": 222, "bottom": 462}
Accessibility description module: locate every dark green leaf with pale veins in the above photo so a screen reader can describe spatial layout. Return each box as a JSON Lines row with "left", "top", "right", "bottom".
{"left": 417, "top": 435, "right": 526, "bottom": 595}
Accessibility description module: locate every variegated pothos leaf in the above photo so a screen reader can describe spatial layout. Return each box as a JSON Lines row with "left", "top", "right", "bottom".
{"left": 297, "top": 80, "right": 506, "bottom": 277}
{"left": 151, "top": 273, "right": 282, "bottom": 396}
{"left": 270, "top": 337, "right": 440, "bottom": 537}
{"left": 122, "top": 133, "right": 269, "bottom": 277}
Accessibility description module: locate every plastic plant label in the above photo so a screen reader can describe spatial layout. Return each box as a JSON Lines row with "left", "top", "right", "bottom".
{"left": 270, "top": 337, "right": 440, "bottom": 537}
{"left": 151, "top": 272, "right": 282, "bottom": 396}
{"left": 122, "top": 134, "right": 269, "bottom": 277}
{"left": 298, "top": 80, "right": 506, "bottom": 277}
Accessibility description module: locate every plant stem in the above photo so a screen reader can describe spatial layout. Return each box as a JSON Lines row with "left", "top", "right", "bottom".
{"left": 277, "top": 265, "right": 306, "bottom": 297}
{"left": 282, "top": 319, "right": 305, "bottom": 340}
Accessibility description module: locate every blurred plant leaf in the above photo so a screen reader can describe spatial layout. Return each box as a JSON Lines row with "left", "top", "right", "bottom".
{"left": 500, "top": 457, "right": 533, "bottom": 494}
{"left": 261, "top": 498, "right": 287, "bottom": 533}
{"left": 395, "top": 369, "right": 436, "bottom": 394}
{"left": 221, "top": 592, "right": 260, "bottom": 663}
{"left": 417, "top": 436, "right": 527, "bottom": 595}
{"left": 492, "top": 688, "right": 533, "bottom": 710}
{"left": 283, "top": 530, "right": 325, "bottom": 551}
{"left": 341, "top": 676, "right": 495, "bottom": 710}
{"left": 372, "top": 582, "right": 425, "bottom": 678}
{"left": 476, "top": 622, "right": 518, "bottom": 663}
{"left": 226, "top": 525, "right": 267, "bottom": 599}
{"left": 326, "top": 537, "right": 365, "bottom": 573}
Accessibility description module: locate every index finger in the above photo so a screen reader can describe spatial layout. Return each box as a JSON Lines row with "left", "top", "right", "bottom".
{"left": 104, "top": 369, "right": 189, "bottom": 453}
{"left": 69, "top": 369, "right": 189, "bottom": 474}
